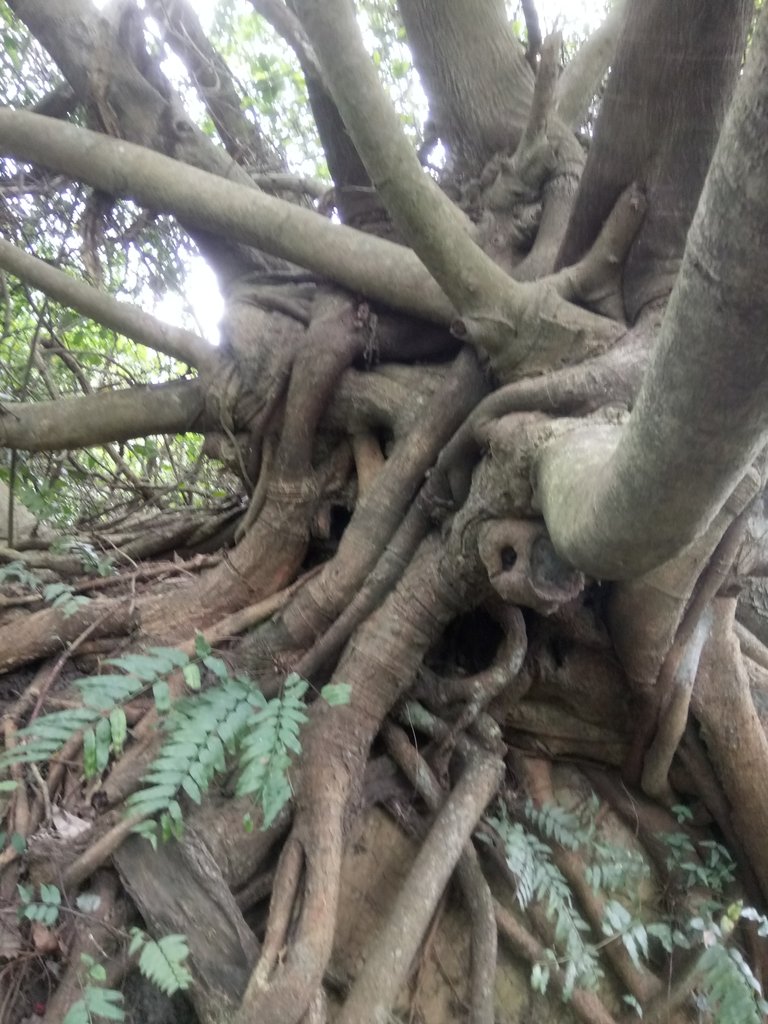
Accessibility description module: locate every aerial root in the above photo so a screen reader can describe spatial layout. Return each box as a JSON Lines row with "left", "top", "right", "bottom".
{"left": 632, "top": 504, "right": 751, "bottom": 797}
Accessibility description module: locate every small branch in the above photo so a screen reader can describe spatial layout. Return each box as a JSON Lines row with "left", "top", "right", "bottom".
{"left": 62, "top": 812, "right": 147, "bottom": 889}
{"left": 0, "top": 238, "right": 216, "bottom": 371}
{"left": 0, "top": 108, "right": 453, "bottom": 325}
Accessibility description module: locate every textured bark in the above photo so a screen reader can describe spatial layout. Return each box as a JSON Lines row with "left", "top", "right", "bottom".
{"left": 557, "top": 0, "right": 751, "bottom": 321}
{"left": 398, "top": 0, "right": 533, "bottom": 173}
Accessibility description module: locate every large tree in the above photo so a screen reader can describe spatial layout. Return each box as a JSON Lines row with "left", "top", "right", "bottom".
{"left": 2, "top": 0, "right": 768, "bottom": 1021}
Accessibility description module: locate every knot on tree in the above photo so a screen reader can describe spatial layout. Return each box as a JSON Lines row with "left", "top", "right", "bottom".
{"left": 478, "top": 517, "right": 584, "bottom": 613}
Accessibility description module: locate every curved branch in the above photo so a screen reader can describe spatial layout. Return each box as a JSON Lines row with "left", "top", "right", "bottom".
{"left": 536, "top": 8, "right": 768, "bottom": 578}
{"left": 289, "top": 0, "right": 620, "bottom": 375}
{"left": 0, "top": 238, "right": 216, "bottom": 370}
{"left": 0, "top": 379, "right": 206, "bottom": 451}
{"left": 0, "top": 110, "right": 624, "bottom": 382}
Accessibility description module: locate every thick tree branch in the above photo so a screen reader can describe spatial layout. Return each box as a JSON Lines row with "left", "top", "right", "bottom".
{"left": 290, "top": 0, "right": 614, "bottom": 373}
{"left": 0, "top": 110, "right": 620, "bottom": 381}
{"left": 0, "top": 380, "right": 206, "bottom": 451}
{"left": 0, "top": 108, "right": 453, "bottom": 323}
{"left": 557, "top": 0, "right": 751, "bottom": 321}
{"left": 398, "top": 0, "right": 533, "bottom": 172}
{"left": 536, "top": 7, "right": 768, "bottom": 578}
{"left": 0, "top": 238, "right": 216, "bottom": 371}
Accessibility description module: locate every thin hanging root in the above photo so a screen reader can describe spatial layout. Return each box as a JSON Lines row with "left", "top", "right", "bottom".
{"left": 384, "top": 725, "right": 497, "bottom": 1024}
{"left": 253, "top": 838, "right": 304, "bottom": 987}
{"left": 626, "top": 503, "right": 752, "bottom": 790}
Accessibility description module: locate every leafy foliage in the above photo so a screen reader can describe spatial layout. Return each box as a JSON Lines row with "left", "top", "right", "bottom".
{"left": 1, "top": 633, "right": 349, "bottom": 842}
{"left": 62, "top": 985, "right": 125, "bottom": 1024}
{"left": 17, "top": 882, "right": 62, "bottom": 925}
{"left": 60, "top": 930, "right": 192, "bottom": 1024}
{"left": 488, "top": 808, "right": 603, "bottom": 998}
{"left": 488, "top": 796, "right": 768, "bottom": 1020}
{"left": 0, "top": 560, "right": 91, "bottom": 617}
{"left": 128, "top": 928, "right": 192, "bottom": 996}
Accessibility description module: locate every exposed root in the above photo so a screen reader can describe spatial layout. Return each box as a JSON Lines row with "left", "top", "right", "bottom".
{"left": 336, "top": 748, "right": 503, "bottom": 1024}
{"left": 247, "top": 347, "right": 488, "bottom": 659}
{"left": 236, "top": 528, "right": 490, "bottom": 1023}
{"left": 384, "top": 724, "right": 498, "bottom": 1024}
{"left": 521, "top": 757, "right": 662, "bottom": 1005}
{"left": 692, "top": 596, "right": 768, "bottom": 903}
{"left": 494, "top": 900, "right": 619, "bottom": 1024}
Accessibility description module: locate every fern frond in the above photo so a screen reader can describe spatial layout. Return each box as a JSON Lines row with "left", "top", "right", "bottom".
{"left": 129, "top": 929, "right": 192, "bottom": 996}
{"left": 489, "top": 810, "right": 603, "bottom": 996}
{"left": 62, "top": 987, "right": 125, "bottom": 1024}
{"left": 698, "top": 943, "right": 768, "bottom": 1024}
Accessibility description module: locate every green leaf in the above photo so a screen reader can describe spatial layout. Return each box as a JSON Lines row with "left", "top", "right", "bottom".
{"left": 82, "top": 986, "right": 125, "bottom": 1021}
{"left": 105, "top": 654, "right": 168, "bottom": 681}
{"left": 153, "top": 680, "right": 171, "bottom": 714}
{"left": 40, "top": 883, "right": 61, "bottom": 905}
{"left": 76, "top": 892, "right": 102, "bottom": 914}
{"left": 182, "top": 663, "right": 201, "bottom": 691}
{"left": 109, "top": 708, "right": 127, "bottom": 755}
{"left": 95, "top": 717, "right": 112, "bottom": 773}
{"left": 146, "top": 646, "right": 189, "bottom": 668}
{"left": 83, "top": 728, "right": 98, "bottom": 779}
{"left": 136, "top": 933, "right": 192, "bottom": 995}
{"left": 194, "top": 633, "right": 212, "bottom": 658}
{"left": 203, "top": 655, "right": 229, "bottom": 679}
{"left": 320, "top": 683, "right": 351, "bottom": 706}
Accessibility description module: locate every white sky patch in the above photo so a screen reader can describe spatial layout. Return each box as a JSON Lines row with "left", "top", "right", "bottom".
{"left": 152, "top": 256, "right": 224, "bottom": 347}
